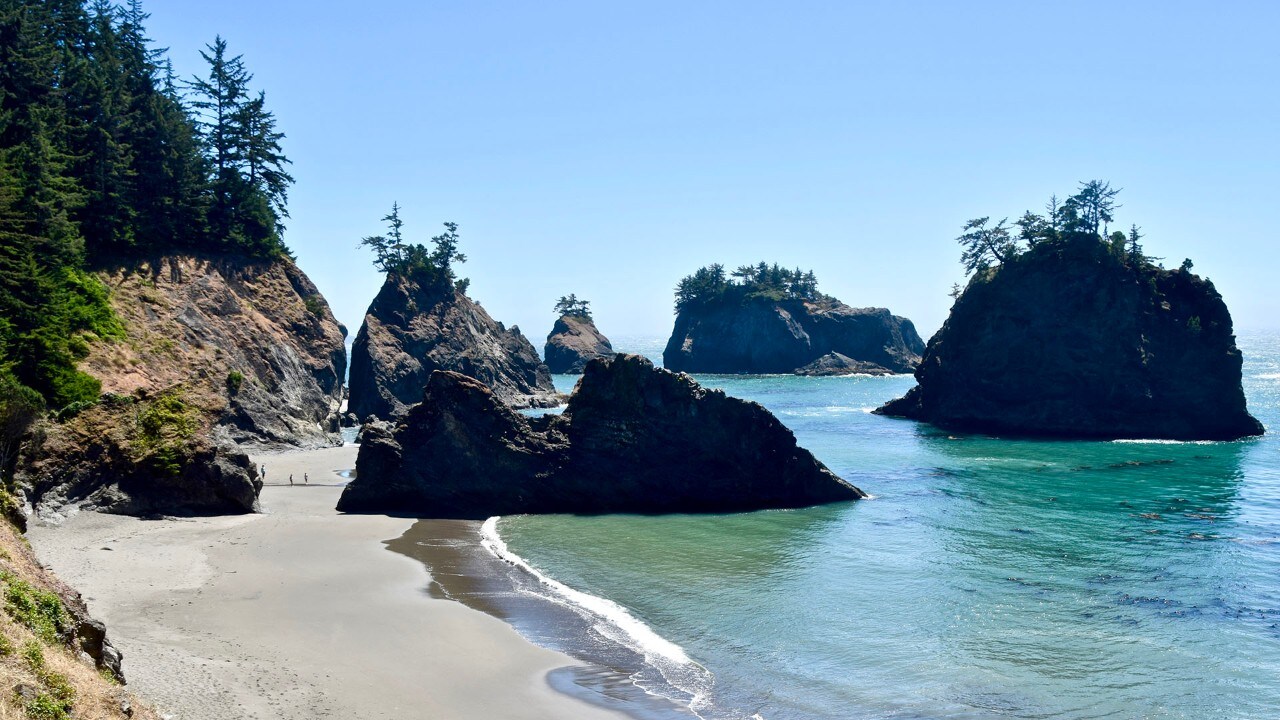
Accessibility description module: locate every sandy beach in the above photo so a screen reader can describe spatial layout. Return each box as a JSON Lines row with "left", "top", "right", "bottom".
{"left": 26, "top": 445, "right": 626, "bottom": 720}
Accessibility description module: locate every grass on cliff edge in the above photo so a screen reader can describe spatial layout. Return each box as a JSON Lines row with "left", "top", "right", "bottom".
{"left": 0, "top": 507, "right": 157, "bottom": 720}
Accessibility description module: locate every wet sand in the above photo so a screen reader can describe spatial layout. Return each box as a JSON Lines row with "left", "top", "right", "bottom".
{"left": 27, "top": 445, "right": 625, "bottom": 720}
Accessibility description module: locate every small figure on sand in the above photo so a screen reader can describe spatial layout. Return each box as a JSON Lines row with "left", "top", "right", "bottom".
{"left": 260, "top": 465, "right": 266, "bottom": 481}
{"left": 289, "top": 474, "right": 294, "bottom": 486}
{"left": 304, "top": 473, "right": 309, "bottom": 485}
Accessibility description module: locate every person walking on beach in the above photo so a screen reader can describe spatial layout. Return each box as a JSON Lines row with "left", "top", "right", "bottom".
{"left": 260, "top": 465, "right": 266, "bottom": 481}
{"left": 289, "top": 474, "right": 294, "bottom": 486}
{"left": 304, "top": 473, "right": 309, "bottom": 485}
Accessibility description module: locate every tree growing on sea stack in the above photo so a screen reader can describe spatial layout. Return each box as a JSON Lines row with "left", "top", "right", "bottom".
{"left": 876, "top": 180, "right": 1264, "bottom": 441}
{"left": 554, "top": 294, "right": 592, "bottom": 319}
{"left": 348, "top": 204, "right": 558, "bottom": 416}
{"left": 545, "top": 295, "right": 613, "bottom": 373}
{"left": 359, "top": 203, "right": 470, "bottom": 295}
{"left": 663, "top": 261, "right": 923, "bottom": 375}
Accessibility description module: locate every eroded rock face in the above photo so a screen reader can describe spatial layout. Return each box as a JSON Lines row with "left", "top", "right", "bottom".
{"left": 876, "top": 240, "right": 1264, "bottom": 440}
{"left": 17, "top": 254, "right": 342, "bottom": 516}
{"left": 544, "top": 314, "right": 615, "bottom": 373}
{"left": 663, "top": 297, "right": 924, "bottom": 375}
{"left": 338, "top": 354, "right": 864, "bottom": 517}
{"left": 83, "top": 254, "right": 347, "bottom": 448}
{"left": 348, "top": 274, "right": 559, "bottom": 419}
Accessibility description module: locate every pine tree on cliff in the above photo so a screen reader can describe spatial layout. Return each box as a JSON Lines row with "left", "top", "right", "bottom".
{"left": 0, "top": 0, "right": 294, "bottom": 410}
{"left": 190, "top": 35, "right": 291, "bottom": 254}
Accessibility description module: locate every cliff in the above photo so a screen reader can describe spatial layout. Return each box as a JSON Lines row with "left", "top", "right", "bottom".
{"left": 663, "top": 296, "right": 924, "bottom": 375}
{"left": 544, "top": 314, "right": 615, "bottom": 373}
{"left": 337, "top": 354, "right": 863, "bottom": 516}
{"left": 348, "top": 274, "right": 559, "bottom": 419}
{"left": 876, "top": 239, "right": 1264, "bottom": 440}
{"left": 17, "top": 253, "right": 347, "bottom": 516}
{"left": 0, "top": 508, "right": 158, "bottom": 718}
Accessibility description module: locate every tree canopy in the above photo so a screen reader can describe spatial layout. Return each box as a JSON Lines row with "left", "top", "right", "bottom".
{"left": 957, "top": 180, "right": 1145, "bottom": 276}
{"left": 360, "top": 203, "right": 469, "bottom": 295}
{"left": 554, "top": 294, "right": 591, "bottom": 319}
{"left": 0, "top": 0, "right": 295, "bottom": 412}
{"left": 674, "top": 262, "right": 820, "bottom": 313}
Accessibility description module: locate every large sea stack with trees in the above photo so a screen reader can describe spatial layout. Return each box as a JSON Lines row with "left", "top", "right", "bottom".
{"left": 877, "top": 182, "right": 1263, "bottom": 441}
{"left": 663, "top": 263, "right": 924, "bottom": 375}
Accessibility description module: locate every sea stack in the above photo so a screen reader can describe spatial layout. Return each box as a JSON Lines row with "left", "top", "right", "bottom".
{"left": 348, "top": 274, "right": 559, "bottom": 419}
{"left": 877, "top": 235, "right": 1264, "bottom": 441}
{"left": 338, "top": 354, "right": 863, "bottom": 517}
{"left": 544, "top": 295, "right": 615, "bottom": 373}
{"left": 663, "top": 263, "right": 923, "bottom": 375}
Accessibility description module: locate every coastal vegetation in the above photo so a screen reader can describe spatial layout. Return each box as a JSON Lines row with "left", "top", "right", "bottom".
{"left": 0, "top": 508, "right": 152, "bottom": 719}
{"left": 0, "top": 0, "right": 292, "bottom": 423}
{"left": 955, "top": 180, "right": 1152, "bottom": 277}
{"left": 674, "top": 262, "right": 820, "bottom": 313}
{"left": 553, "top": 294, "right": 592, "bottom": 319}
{"left": 359, "top": 203, "right": 469, "bottom": 295}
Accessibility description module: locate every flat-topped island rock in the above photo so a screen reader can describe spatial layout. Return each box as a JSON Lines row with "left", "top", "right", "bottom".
{"left": 663, "top": 263, "right": 923, "bottom": 375}
{"left": 338, "top": 354, "right": 864, "bottom": 516}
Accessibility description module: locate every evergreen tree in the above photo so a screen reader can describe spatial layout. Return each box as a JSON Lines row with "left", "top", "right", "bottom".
{"left": 554, "top": 294, "right": 591, "bottom": 318}
{"left": 189, "top": 35, "right": 251, "bottom": 247}
{"left": 957, "top": 217, "right": 1018, "bottom": 275}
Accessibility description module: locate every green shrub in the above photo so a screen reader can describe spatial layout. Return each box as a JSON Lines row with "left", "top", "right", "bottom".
{"left": 21, "top": 639, "right": 44, "bottom": 671}
{"left": 54, "top": 398, "right": 98, "bottom": 422}
{"left": 134, "top": 391, "right": 197, "bottom": 478}
{"left": 303, "top": 295, "right": 325, "bottom": 317}
{"left": 22, "top": 692, "right": 70, "bottom": 720}
{"left": 226, "top": 370, "right": 244, "bottom": 393}
{"left": 3, "top": 574, "right": 70, "bottom": 644}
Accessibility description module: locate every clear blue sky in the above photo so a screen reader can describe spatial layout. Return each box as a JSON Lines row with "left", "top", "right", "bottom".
{"left": 146, "top": 1, "right": 1278, "bottom": 341}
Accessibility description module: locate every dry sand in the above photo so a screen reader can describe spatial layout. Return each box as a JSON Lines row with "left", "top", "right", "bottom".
{"left": 27, "top": 445, "right": 625, "bottom": 720}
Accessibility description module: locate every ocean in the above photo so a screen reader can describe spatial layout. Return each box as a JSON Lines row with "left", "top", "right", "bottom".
{"left": 400, "top": 332, "right": 1280, "bottom": 719}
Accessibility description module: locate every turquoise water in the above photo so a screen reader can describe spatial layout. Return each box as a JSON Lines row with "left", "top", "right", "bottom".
{"left": 500, "top": 333, "right": 1280, "bottom": 719}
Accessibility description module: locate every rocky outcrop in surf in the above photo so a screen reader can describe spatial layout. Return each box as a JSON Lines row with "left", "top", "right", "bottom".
{"left": 16, "top": 254, "right": 345, "bottom": 516}
{"left": 876, "top": 238, "right": 1264, "bottom": 440}
{"left": 663, "top": 264, "right": 923, "bottom": 375}
{"left": 338, "top": 354, "right": 863, "bottom": 516}
{"left": 794, "top": 352, "right": 894, "bottom": 377}
{"left": 544, "top": 313, "right": 615, "bottom": 374}
{"left": 348, "top": 274, "right": 559, "bottom": 419}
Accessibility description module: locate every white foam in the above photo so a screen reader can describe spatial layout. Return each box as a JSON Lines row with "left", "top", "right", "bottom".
{"left": 480, "top": 517, "right": 715, "bottom": 715}
{"left": 1110, "top": 439, "right": 1219, "bottom": 445}
{"left": 1256, "top": 373, "right": 1280, "bottom": 380}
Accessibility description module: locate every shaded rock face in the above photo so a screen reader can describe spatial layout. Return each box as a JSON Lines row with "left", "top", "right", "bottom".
{"left": 21, "top": 418, "right": 261, "bottom": 517}
{"left": 663, "top": 297, "right": 924, "bottom": 375}
{"left": 876, "top": 240, "right": 1264, "bottom": 440}
{"left": 338, "top": 355, "right": 863, "bottom": 517}
{"left": 348, "top": 274, "right": 559, "bottom": 419}
{"left": 544, "top": 314, "right": 615, "bottom": 373}
{"left": 17, "top": 253, "right": 342, "bottom": 516}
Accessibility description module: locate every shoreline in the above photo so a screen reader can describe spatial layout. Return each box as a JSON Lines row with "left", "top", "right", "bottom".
{"left": 26, "top": 445, "right": 628, "bottom": 720}
{"left": 387, "top": 518, "right": 704, "bottom": 720}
